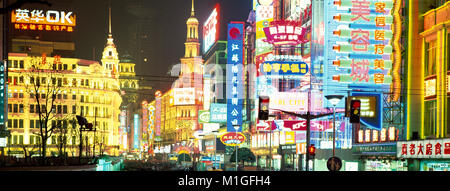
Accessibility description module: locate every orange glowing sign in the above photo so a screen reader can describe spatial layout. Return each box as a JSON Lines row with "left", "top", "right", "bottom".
{"left": 12, "top": 9, "right": 76, "bottom": 32}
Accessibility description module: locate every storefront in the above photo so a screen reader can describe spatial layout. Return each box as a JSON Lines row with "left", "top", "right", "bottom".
{"left": 397, "top": 138, "right": 450, "bottom": 171}
{"left": 353, "top": 143, "right": 407, "bottom": 171}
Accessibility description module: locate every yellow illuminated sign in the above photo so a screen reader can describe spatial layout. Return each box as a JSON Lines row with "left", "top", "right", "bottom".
{"left": 12, "top": 9, "right": 76, "bottom": 32}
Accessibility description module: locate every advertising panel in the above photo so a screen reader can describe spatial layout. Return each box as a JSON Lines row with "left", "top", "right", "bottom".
{"left": 349, "top": 92, "right": 382, "bottom": 130}
{"left": 210, "top": 103, "right": 227, "bottom": 123}
{"left": 155, "top": 93, "right": 162, "bottom": 141}
{"left": 198, "top": 110, "right": 210, "bottom": 124}
{"left": 173, "top": 88, "right": 195, "bottom": 105}
{"left": 133, "top": 114, "right": 139, "bottom": 150}
{"left": 397, "top": 139, "right": 450, "bottom": 159}
{"left": 203, "top": 5, "right": 220, "bottom": 53}
{"left": 226, "top": 22, "right": 244, "bottom": 132}
{"left": 12, "top": 9, "right": 76, "bottom": 32}
{"left": 321, "top": 0, "right": 400, "bottom": 108}
{"left": 220, "top": 132, "right": 246, "bottom": 146}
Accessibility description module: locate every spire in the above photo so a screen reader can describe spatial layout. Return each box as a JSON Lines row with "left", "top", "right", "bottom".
{"left": 108, "top": 2, "right": 112, "bottom": 36}
{"left": 191, "top": 0, "right": 195, "bottom": 16}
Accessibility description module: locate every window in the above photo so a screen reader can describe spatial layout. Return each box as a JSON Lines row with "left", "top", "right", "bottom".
{"left": 30, "top": 136, "right": 34, "bottom": 145}
{"left": 19, "top": 104, "right": 24, "bottom": 113}
{"left": 72, "top": 94, "right": 76, "bottom": 100}
{"left": 30, "top": 105, "right": 34, "bottom": 113}
{"left": 425, "top": 40, "right": 437, "bottom": 76}
{"left": 30, "top": 120, "right": 34, "bottom": 129}
{"left": 52, "top": 136, "right": 56, "bottom": 145}
{"left": 57, "top": 94, "right": 62, "bottom": 100}
{"left": 7, "top": 119, "right": 11, "bottom": 128}
{"left": 13, "top": 104, "right": 18, "bottom": 113}
{"left": 72, "top": 79, "right": 77, "bottom": 86}
{"left": 13, "top": 119, "right": 18, "bottom": 129}
{"left": 57, "top": 105, "right": 62, "bottom": 114}
{"left": 63, "top": 105, "right": 67, "bottom": 114}
{"left": 19, "top": 119, "right": 23, "bottom": 128}
{"left": 72, "top": 105, "right": 76, "bottom": 114}
{"left": 63, "top": 64, "right": 68, "bottom": 70}
{"left": 19, "top": 135, "right": 23, "bottom": 145}
{"left": 86, "top": 79, "right": 89, "bottom": 86}
{"left": 8, "top": 104, "right": 12, "bottom": 113}
{"left": 19, "top": 76, "right": 24, "bottom": 84}
{"left": 80, "top": 95, "right": 84, "bottom": 102}
{"left": 63, "top": 94, "right": 67, "bottom": 99}
{"left": 72, "top": 64, "right": 76, "bottom": 70}
{"left": 36, "top": 120, "right": 40, "bottom": 129}
{"left": 13, "top": 135, "right": 17, "bottom": 145}
{"left": 19, "top": 60, "right": 24, "bottom": 68}
{"left": 13, "top": 60, "right": 18, "bottom": 68}
{"left": 19, "top": 93, "right": 23, "bottom": 98}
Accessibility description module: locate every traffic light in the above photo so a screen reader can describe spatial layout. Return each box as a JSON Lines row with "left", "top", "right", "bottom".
{"left": 258, "top": 96, "right": 270, "bottom": 120}
{"left": 350, "top": 100, "right": 361, "bottom": 123}
{"left": 308, "top": 144, "right": 316, "bottom": 158}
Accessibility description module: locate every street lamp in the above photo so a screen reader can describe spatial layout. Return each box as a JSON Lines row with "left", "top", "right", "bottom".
{"left": 212, "top": 130, "right": 219, "bottom": 169}
{"left": 233, "top": 125, "right": 240, "bottom": 171}
{"left": 325, "top": 95, "right": 344, "bottom": 157}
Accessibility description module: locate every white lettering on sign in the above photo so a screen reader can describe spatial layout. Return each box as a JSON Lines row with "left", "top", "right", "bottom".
{"left": 397, "top": 139, "right": 450, "bottom": 159}
{"left": 12, "top": 9, "right": 76, "bottom": 26}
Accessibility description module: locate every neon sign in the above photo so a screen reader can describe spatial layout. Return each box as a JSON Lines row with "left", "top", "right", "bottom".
{"left": 220, "top": 132, "right": 246, "bottom": 146}
{"left": 226, "top": 22, "right": 244, "bottom": 132}
{"left": 263, "top": 20, "right": 307, "bottom": 46}
{"left": 12, "top": 9, "right": 76, "bottom": 32}
{"left": 260, "top": 61, "right": 308, "bottom": 76}
{"left": 203, "top": 5, "right": 220, "bottom": 53}
{"left": 322, "top": 0, "right": 400, "bottom": 108}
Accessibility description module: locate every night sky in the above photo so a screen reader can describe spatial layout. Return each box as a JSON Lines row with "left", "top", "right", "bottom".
{"left": 72, "top": 0, "right": 252, "bottom": 92}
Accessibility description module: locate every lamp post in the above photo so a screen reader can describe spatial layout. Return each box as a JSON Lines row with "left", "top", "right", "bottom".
{"left": 212, "top": 130, "right": 219, "bottom": 169}
{"left": 233, "top": 125, "right": 240, "bottom": 171}
{"left": 325, "top": 95, "right": 344, "bottom": 157}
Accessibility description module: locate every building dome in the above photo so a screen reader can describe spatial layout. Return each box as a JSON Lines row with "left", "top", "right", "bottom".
{"left": 186, "top": 16, "right": 198, "bottom": 24}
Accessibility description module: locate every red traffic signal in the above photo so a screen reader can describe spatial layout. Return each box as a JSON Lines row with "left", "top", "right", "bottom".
{"left": 350, "top": 100, "right": 361, "bottom": 123}
{"left": 308, "top": 144, "right": 316, "bottom": 156}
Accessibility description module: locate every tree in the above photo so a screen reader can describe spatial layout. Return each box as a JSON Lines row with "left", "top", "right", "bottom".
{"left": 229, "top": 147, "right": 256, "bottom": 166}
{"left": 25, "top": 56, "right": 73, "bottom": 164}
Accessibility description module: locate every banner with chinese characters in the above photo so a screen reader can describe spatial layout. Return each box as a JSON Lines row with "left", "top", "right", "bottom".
{"left": 210, "top": 103, "right": 227, "bottom": 123}
{"left": 260, "top": 61, "right": 309, "bottom": 76}
{"left": 397, "top": 139, "right": 450, "bottom": 159}
{"left": 322, "top": 0, "right": 401, "bottom": 108}
{"left": 12, "top": 9, "right": 76, "bottom": 32}
{"left": 263, "top": 20, "right": 307, "bottom": 46}
{"left": 226, "top": 22, "right": 244, "bottom": 132}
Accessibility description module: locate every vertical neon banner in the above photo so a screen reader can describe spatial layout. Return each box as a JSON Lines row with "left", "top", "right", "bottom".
{"left": 227, "top": 22, "right": 244, "bottom": 132}
{"left": 155, "top": 91, "right": 162, "bottom": 141}
{"left": 133, "top": 114, "right": 139, "bottom": 150}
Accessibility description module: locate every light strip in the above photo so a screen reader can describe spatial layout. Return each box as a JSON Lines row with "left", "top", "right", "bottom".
{"left": 407, "top": 0, "right": 413, "bottom": 140}
{"left": 392, "top": 0, "right": 401, "bottom": 102}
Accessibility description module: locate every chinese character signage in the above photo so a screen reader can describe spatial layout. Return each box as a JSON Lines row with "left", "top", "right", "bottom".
{"left": 155, "top": 94, "right": 162, "bottom": 141}
{"left": 210, "top": 103, "right": 227, "bottom": 123}
{"left": 226, "top": 22, "right": 244, "bottom": 132}
{"left": 172, "top": 88, "right": 195, "bottom": 105}
{"left": 12, "top": 9, "right": 76, "bottom": 32}
{"left": 133, "top": 114, "right": 140, "bottom": 150}
{"left": 148, "top": 105, "right": 155, "bottom": 140}
{"left": 0, "top": 62, "right": 5, "bottom": 126}
{"left": 397, "top": 139, "right": 450, "bottom": 159}
{"left": 260, "top": 61, "right": 309, "bottom": 76}
{"left": 322, "top": 0, "right": 400, "bottom": 108}
{"left": 263, "top": 20, "right": 307, "bottom": 46}
{"left": 220, "top": 132, "right": 246, "bottom": 146}
{"left": 203, "top": 5, "right": 220, "bottom": 53}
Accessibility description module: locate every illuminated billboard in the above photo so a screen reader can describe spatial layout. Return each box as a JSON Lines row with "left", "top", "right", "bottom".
{"left": 172, "top": 88, "right": 195, "bottom": 105}
{"left": 348, "top": 92, "right": 383, "bottom": 130}
{"left": 321, "top": 0, "right": 400, "bottom": 108}
{"left": 226, "top": 22, "right": 244, "bottom": 132}
{"left": 203, "top": 5, "right": 220, "bottom": 54}
{"left": 133, "top": 114, "right": 139, "bottom": 150}
{"left": 12, "top": 9, "right": 76, "bottom": 32}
